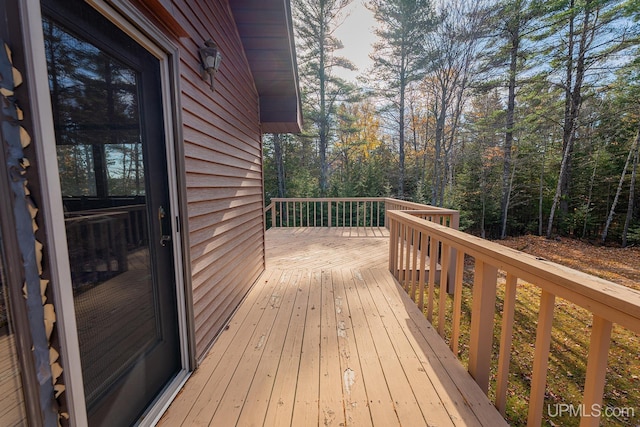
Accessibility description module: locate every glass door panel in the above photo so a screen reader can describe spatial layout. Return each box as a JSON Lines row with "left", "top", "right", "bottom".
{"left": 43, "top": 1, "right": 180, "bottom": 424}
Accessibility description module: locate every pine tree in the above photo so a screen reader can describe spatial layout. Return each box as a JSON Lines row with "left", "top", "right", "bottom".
{"left": 368, "top": 0, "right": 436, "bottom": 199}
{"left": 293, "top": 0, "right": 357, "bottom": 196}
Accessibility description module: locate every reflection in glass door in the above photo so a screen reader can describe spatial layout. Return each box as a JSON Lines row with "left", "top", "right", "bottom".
{"left": 43, "top": 0, "right": 180, "bottom": 425}
{"left": 0, "top": 231, "right": 27, "bottom": 426}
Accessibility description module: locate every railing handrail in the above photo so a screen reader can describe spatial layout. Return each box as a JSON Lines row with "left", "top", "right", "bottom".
{"left": 270, "top": 197, "right": 383, "bottom": 202}
{"left": 383, "top": 198, "right": 449, "bottom": 210}
{"left": 390, "top": 210, "right": 640, "bottom": 332}
{"left": 265, "top": 197, "right": 459, "bottom": 229}
{"left": 403, "top": 208, "right": 461, "bottom": 217}
{"left": 387, "top": 209, "right": 640, "bottom": 426}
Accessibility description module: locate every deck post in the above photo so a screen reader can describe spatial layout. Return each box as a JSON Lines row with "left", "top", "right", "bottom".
{"left": 388, "top": 217, "right": 396, "bottom": 273}
{"left": 496, "top": 273, "right": 517, "bottom": 415}
{"left": 417, "top": 232, "right": 428, "bottom": 310}
{"left": 450, "top": 251, "right": 465, "bottom": 355}
{"left": 410, "top": 228, "right": 419, "bottom": 301}
{"left": 527, "top": 290, "right": 555, "bottom": 427}
{"left": 271, "top": 204, "right": 276, "bottom": 228}
{"left": 427, "top": 237, "right": 438, "bottom": 322}
{"left": 579, "top": 315, "right": 612, "bottom": 427}
{"left": 447, "top": 212, "right": 460, "bottom": 294}
{"left": 437, "top": 242, "right": 451, "bottom": 337}
{"left": 468, "top": 260, "right": 498, "bottom": 394}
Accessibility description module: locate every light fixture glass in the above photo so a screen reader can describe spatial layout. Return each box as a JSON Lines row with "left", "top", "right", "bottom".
{"left": 199, "top": 39, "right": 222, "bottom": 92}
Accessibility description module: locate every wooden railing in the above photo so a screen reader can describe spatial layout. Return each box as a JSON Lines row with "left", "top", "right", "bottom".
{"left": 264, "top": 197, "right": 459, "bottom": 229}
{"left": 388, "top": 209, "right": 640, "bottom": 426}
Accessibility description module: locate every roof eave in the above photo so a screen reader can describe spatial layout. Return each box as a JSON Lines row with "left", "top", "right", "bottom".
{"left": 230, "top": 0, "right": 302, "bottom": 134}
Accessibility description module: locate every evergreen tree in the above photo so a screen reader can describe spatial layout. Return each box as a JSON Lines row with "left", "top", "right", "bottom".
{"left": 293, "top": 0, "right": 357, "bottom": 196}
{"left": 368, "top": 0, "right": 436, "bottom": 199}
{"left": 540, "top": 0, "right": 637, "bottom": 237}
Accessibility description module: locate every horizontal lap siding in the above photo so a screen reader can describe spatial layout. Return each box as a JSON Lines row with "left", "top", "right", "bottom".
{"left": 172, "top": 0, "right": 265, "bottom": 359}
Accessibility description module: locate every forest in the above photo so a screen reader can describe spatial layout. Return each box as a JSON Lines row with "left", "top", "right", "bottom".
{"left": 263, "top": 0, "right": 640, "bottom": 245}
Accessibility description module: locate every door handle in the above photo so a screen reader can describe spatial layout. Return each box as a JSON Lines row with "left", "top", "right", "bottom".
{"left": 158, "top": 206, "right": 171, "bottom": 247}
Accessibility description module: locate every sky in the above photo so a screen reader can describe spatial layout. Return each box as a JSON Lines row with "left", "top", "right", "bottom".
{"left": 332, "top": 1, "right": 377, "bottom": 82}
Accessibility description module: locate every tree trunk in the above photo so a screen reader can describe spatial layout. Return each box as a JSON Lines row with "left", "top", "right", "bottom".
{"left": 319, "top": 47, "right": 328, "bottom": 196}
{"left": 501, "top": 22, "right": 519, "bottom": 239}
{"left": 602, "top": 135, "right": 637, "bottom": 243}
{"left": 398, "top": 75, "right": 406, "bottom": 199}
{"left": 432, "top": 92, "right": 446, "bottom": 205}
{"left": 274, "top": 134, "right": 286, "bottom": 198}
{"left": 582, "top": 145, "right": 600, "bottom": 238}
{"left": 559, "top": 0, "right": 575, "bottom": 216}
{"left": 548, "top": 1, "right": 593, "bottom": 237}
{"left": 622, "top": 129, "right": 639, "bottom": 247}
{"left": 539, "top": 137, "right": 547, "bottom": 236}
{"left": 547, "top": 134, "right": 575, "bottom": 238}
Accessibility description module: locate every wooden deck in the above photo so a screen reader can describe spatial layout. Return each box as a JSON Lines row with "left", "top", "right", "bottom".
{"left": 158, "top": 228, "right": 507, "bottom": 427}
{"left": 0, "top": 328, "right": 27, "bottom": 426}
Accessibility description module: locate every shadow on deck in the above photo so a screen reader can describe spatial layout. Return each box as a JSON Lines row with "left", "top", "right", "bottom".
{"left": 158, "top": 228, "right": 507, "bottom": 426}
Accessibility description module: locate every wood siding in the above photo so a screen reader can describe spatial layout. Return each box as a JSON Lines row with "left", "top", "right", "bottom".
{"left": 167, "top": 0, "right": 266, "bottom": 359}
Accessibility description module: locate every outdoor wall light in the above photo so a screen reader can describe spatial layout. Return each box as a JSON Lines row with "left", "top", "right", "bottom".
{"left": 199, "top": 39, "right": 222, "bottom": 92}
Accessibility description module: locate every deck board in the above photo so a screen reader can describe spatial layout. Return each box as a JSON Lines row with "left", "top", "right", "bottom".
{"left": 333, "top": 270, "right": 373, "bottom": 427}
{"left": 158, "top": 227, "right": 508, "bottom": 427}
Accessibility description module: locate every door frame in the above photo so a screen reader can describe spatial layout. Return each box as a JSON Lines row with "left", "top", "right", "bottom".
{"left": 20, "top": 0, "right": 194, "bottom": 425}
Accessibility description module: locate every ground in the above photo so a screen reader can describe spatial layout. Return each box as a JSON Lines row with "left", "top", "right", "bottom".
{"left": 498, "top": 235, "right": 640, "bottom": 292}
{"left": 489, "top": 235, "right": 640, "bottom": 426}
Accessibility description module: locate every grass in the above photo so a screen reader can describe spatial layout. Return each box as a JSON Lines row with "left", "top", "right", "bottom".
{"left": 405, "top": 245, "right": 640, "bottom": 427}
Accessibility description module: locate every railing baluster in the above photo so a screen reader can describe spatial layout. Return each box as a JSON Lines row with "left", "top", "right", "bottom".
{"left": 350, "top": 200, "right": 352, "bottom": 227}
{"left": 396, "top": 223, "right": 403, "bottom": 280}
{"left": 403, "top": 224, "right": 411, "bottom": 291}
{"left": 438, "top": 242, "right": 450, "bottom": 337}
{"left": 427, "top": 237, "right": 438, "bottom": 322}
{"left": 399, "top": 224, "right": 406, "bottom": 285}
{"left": 271, "top": 203, "right": 276, "bottom": 228}
{"left": 496, "top": 273, "right": 517, "bottom": 415}
{"left": 331, "top": 200, "right": 335, "bottom": 227}
{"left": 389, "top": 218, "right": 396, "bottom": 273}
{"left": 451, "top": 250, "right": 465, "bottom": 355}
{"left": 417, "top": 231, "right": 428, "bottom": 312}
{"left": 410, "top": 228, "right": 419, "bottom": 301}
{"left": 527, "top": 290, "right": 556, "bottom": 427}
{"left": 579, "top": 315, "right": 612, "bottom": 427}
{"left": 469, "top": 260, "right": 498, "bottom": 394}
